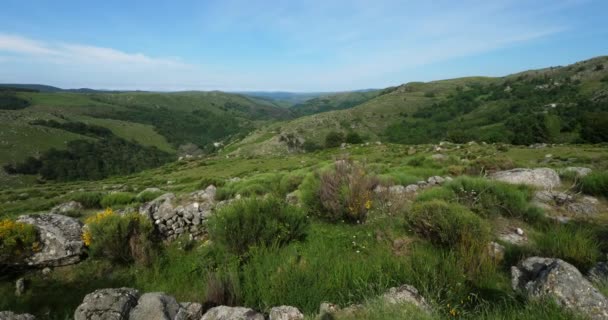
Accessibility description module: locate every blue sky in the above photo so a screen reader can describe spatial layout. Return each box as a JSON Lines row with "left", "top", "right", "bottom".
{"left": 0, "top": 0, "right": 606, "bottom": 91}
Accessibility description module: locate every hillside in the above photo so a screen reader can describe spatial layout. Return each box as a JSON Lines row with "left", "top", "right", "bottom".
{"left": 290, "top": 89, "right": 382, "bottom": 116}
{"left": 0, "top": 90, "right": 294, "bottom": 185}
{"left": 227, "top": 56, "right": 608, "bottom": 156}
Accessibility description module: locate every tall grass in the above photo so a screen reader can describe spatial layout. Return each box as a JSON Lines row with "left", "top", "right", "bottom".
{"left": 579, "top": 171, "right": 608, "bottom": 197}
{"left": 534, "top": 223, "right": 601, "bottom": 270}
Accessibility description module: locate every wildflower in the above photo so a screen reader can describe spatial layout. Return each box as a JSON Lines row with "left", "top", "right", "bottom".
{"left": 364, "top": 199, "right": 372, "bottom": 210}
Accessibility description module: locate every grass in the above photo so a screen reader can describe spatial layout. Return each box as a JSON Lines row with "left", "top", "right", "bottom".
{"left": 579, "top": 171, "right": 608, "bottom": 197}
{"left": 534, "top": 223, "right": 602, "bottom": 270}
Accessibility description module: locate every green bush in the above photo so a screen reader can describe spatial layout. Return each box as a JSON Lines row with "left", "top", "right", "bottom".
{"left": 325, "top": 131, "right": 345, "bottom": 148}
{"left": 534, "top": 223, "right": 601, "bottom": 270}
{"left": 136, "top": 190, "right": 165, "bottom": 203}
{"left": 345, "top": 132, "right": 364, "bottom": 144}
{"left": 100, "top": 192, "right": 136, "bottom": 208}
{"left": 415, "top": 187, "right": 456, "bottom": 203}
{"left": 0, "top": 219, "right": 39, "bottom": 264}
{"left": 208, "top": 197, "right": 309, "bottom": 255}
{"left": 444, "top": 177, "right": 541, "bottom": 221}
{"left": 579, "top": 171, "right": 608, "bottom": 197}
{"left": 407, "top": 200, "right": 491, "bottom": 247}
{"left": 69, "top": 192, "right": 104, "bottom": 209}
{"left": 300, "top": 161, "right": 376, "bottom": 223}
{"left": 84, "top": 209, "right": 156, "bottom": 265}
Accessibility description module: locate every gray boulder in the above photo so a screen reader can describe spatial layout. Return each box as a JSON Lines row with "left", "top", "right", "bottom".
{"left": 140, "top": 193, "right": 176, "bottom": 221}
{"left": 491, "top": 168, "right": 560, "bottom": 189}
{"left": 17, "top": 213, "right": 84, "bottom": 267}
{"left": 74, "top": 288, "right": 140, "bottom": 320}
{"left": 129, "top": 293, "right": 181, "bottom": 320}
{"left": 0, "top": 311, "right": 36, "bottom": 320}
{"left": 50, "top": 201, "right": 83, "bottom": 215}
{"left": 512, "top": 257, "right": 608, "bottom": 320}
{"left": 381, "top": 284, "right": 431, "bottom": 313}
{"left": 405, "top": 184, "right": 419, "bottom": 193}
{"left": 176, "top": 303, "right": 203, "bottom": 320}
{"left": 590, "top": 262, "right": 608, "bottom": 284}
{"left": 201, "top": 306, "right": 264, "bottom": 320}
{"left": 268, "top": 306, "right": 304, "bottom": 320}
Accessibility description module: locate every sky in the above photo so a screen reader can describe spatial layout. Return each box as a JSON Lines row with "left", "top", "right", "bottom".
{"left": 0, "top": 0, "right": 607, "bottom": 92}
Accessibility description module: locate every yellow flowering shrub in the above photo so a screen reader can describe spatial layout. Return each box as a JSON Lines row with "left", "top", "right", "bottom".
{"left": 83, "top": 209, "right": 156, "bottom": 265}
{"left": 0, "top": 219, "right": 39, "bottom": 263}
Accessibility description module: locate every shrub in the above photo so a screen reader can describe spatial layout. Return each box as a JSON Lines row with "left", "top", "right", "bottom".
{"left": 302, "top": 140, "right": 322, "bottom": 152}
{"left": 465, "top": 156, "right": 515, "bottom": 175}
{"left": 345, "top": 132, "right": 364, "bottom": 144}
{"left": 301, "top": 160, "right": 376, "bottom": 222}
{"left": 0, "top": 219, "right": 39, "bottom": 264}
{"left": 407, "top": 200, "right": 491, "bottom": 247}
{"left": 534, "top": 223, "right": 601, "bottom": 270}
{"left": 84, "top": 209, "right": 156, "bottom": 265}
{"left": 325, "top": 131, "right": 345, "bottom": 148}
{"left": 100, "top": 192, "right": 136, "bottom": 208}
{"left": 136, "top": 190, "right": 165, "bottom": 203}
{"left": 415, "top": 187, "right": 456, "bottom": 203}
{"left": 69, "top": 192, "right": 104, "bottom": 209}
{"left": 579, "top": 171, "right": 608, "bottom": 197}
{"left": 208, "top": 197, "right": 309, "bottom": 255}
{"left": 444, "top": 177, "right": 541, "bottom": 221}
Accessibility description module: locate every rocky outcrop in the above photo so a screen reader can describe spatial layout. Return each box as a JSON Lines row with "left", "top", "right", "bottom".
{"left": 139, "top": 185, "right": 218, "bottom": 240}
{"left": 268, "top": 306, "right": 304, "bottom": 320}
{"left": 176, "top": 303, "right": 203, "bottom": 320}
{"left": 491, "top": 168, "right": 560, "bottom": 189}
{"left": 129, "top": 293, "right": 181, "bottom": 320}
{"left": 512, "top": 257, "right": 608, "bottom": 320}
{"left": 534, "top": 191, "right": 599, "bottom": 216}
{"left": 74, "top": 288, "right": 140, "bottom": 320}
{"left": 200, "top": 306, "right": 265, "bottom": 320}
{"left": 50, "top": 201, "right": 83, "bottom": 215}
{"left": 16, "top": 213, "right": 84, "bottom": 267}
{"left": 381, "top": 284, "right": 431, "bottom": 312}
{"left": 0, "top": 311, "right": 36, "bottom": 320}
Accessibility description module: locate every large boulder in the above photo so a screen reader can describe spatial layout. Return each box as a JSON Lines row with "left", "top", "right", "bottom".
{"left": 534, "top": 191, "right": 599, "bottom": 216}
{"left": 176, "top": 302, "right": 203, "bottom": 320}
{"left": 0, "top": 311, "right": 36, "bottom": 320}
{"left": 16, "top": 213, "right": 84, "bottom": 267}
{"left": 50, "top": 201, "right": 83, "bottom": 215}
{"left": 74, "top": 288, "right": 140, "bottom": 320}
{"left": 491, "top": 168, "right": 560, "bottom": 189}
{"left": 268, "top": 306, "right": 304, "bottom": 320}
{"left": 512, "top": 257, "right": 608, "bottom": 320}
{"left": 201, "top": 306, "right": 264, "bottom": 320}
{"left": 129, "top": 293, "right": 181, "bottom": 320}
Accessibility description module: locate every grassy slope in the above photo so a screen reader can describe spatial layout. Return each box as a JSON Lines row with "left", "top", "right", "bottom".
{"left": 290, "top": 90, "right": 382, "bottom": 116}
{"left": 227, "top": 56, "right": 608, "bottom": 157}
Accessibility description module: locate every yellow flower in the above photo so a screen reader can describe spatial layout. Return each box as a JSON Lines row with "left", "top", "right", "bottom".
{"left": 82, "top": 230, "right": 92, "bottom": 246}
{"left": 364, "top": 199, "right": 372, "bottom": 210}
{"left": 450, "top": 308, "right": 457, "bottom": 317}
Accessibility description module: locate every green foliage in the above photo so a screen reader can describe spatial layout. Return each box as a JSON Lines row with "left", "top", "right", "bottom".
{"left": 0, "top": 93, "right": 30, "bottom": 110}
{"left": 30, "top": 120, "right": 113, "bottom": 138}
{"left": 444, "top": 177, "right": 542, "bottom": 221}
{"left": 215, "top": 173, "right": 283, "bottom": 200}
{"left": 85, "top": 210, "right": 156, "bottom": 265}
{"left": 69, "top": 192, "right": 104, "bottom": 209}
{"left": 100, "top": 192, "right": 136, "bottom": 208}
{"left": 325, "top": 131, "right": 345, "bottom": 148}
{"left": 407, "top": 200, "right": 491, "bottom": 247}
{"left": 534, "top": 223, "right": 601, "bottom": 270}
{"left": 505, "top": 113, "right": 552, "bottom": 145}
{"left": 208, "top": 197, "right": 309, "bottom": 255}
{"left": 345, "top": 132, "right": 364, "bottom": 144}
{"left": 579, "top": 171, "right": 608, "bottom": 197}
{"left": 135, "top": 190, "right": 165, "bottom": 203}
{"left": 0, "top": 219, "right": 38, "bottom": 264}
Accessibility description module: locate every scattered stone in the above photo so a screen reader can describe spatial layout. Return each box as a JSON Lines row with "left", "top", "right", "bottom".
{"left": 487, "top": 242, "right": 506, "bottom": 261}
{"left": 17, "top": 213, "right": 85, "bottom": 267}
{"left": 388, "top": 185, "right": 406, "bottom": 195}
{"left": 491, "top": 168, "right": 561, "bottom": 189}
{"left": 15, "top": 278, "right": 25, "bottom": 296}
{"left": 319, "top": 302, "right": 341, "bottom": 317}
{"left": 129, "top": 292, "right": 181, "bottom": 320}
{"left": 499, "top": 228, "right": 527, "bottom": 245}
{"left": 41, "top": 267, "right": 52, "bottom": 276}
{"left": 534, "top": 191, "right": 599, "bottom": 216}
{"left": 427, "top": 176, "right": 445, "bottom": 185}
{"left": 201, "top": 306, "right": 265, "bottom": 320}
{"left": 407, "top": 147, "right": 416, "bottom": 155}
{"left": 285, "top": 191, "right": 300, "bottom": 206}
{"left": 0, "top": 311, "right": 36, "bottom": 320}
{"left": 512, "top": 257, "right": 608, "bottom": 320}
{"left": 516, "top": 228, "right": 524, "bottom": 236}
{"left": 74, "top": 287, "right": 140, "bottom": 320}
{"left": 177, "top": 302, "right": 203, "bottom": 320}
{"left": 50, "top": 201, "right": 83, "bottom": 215}
{"left": 381, "top": 284, "right": 432, "bottom": 313}
{"left": 268, "top": 306, "right": 304, "bottom": 320}
{"left": 404, "top": 184, "right": 419, "bottom": 194}
{"left": 563, "top": 167, "right": 593, "bottom": 178}
{"left": 566, "top": 196, "right": 600, "bottom": 216}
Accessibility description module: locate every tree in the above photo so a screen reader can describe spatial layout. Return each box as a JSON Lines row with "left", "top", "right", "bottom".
{"left": 325, "top": 131, "right": 345, "bottom": 148}
{"left": 581, "top": 112, "right": 608, "bottom": 143}
{"left": 345, "top": 132, "right": 363, "bottom": 144}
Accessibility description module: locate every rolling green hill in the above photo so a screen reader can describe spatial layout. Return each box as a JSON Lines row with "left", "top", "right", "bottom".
{"left": 226, "top": 56, "right": 608, "bottom": 157}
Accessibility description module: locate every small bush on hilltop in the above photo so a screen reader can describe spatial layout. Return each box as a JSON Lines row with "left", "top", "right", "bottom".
{"left": 0, "top": 219, "right": 39, "bottom": 264}
{"left": 208, "top": 196, "right": 309, "bottom": 255}
{"left": 579, "top": 171, "right": 608, "bottom": 197}
{"left": 83, "top": 209, "right": 156, "bottom": 265}
{"left": 301, "top": 160, "right": 377, "bottom": 223}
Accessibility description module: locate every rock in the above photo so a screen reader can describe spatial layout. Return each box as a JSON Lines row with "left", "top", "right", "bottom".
{"left": 74, "top": 287, "right": 140, "bottom": 320}
{"left": 564, "top": 167, "right": 592, "bottom": 178}
{"left": 381, "top": 285, "right": 431, "bottom": 313}
{"left": 41, "top": 267, "right": 51, "bottom": 276}
{"left": 17, "top": 213, "right": 84, "bottom": 267}
{"left": 407, "top": 147, "right": 416, "bottom": 155}
{"left": 534, "top": 191, "right": 599, "bottom": 216}
{"left": 319, "top": 302, "right": 341, "bottom": 317}
{"left": 491, "top": 168, "right": 560, "bottom": 189}
{"left": 201, "top": 306, "right": 264, "bottom": 320}
{"left": 373, "top": 185, "right": 387, "bottom": 194}
{"left": 137, "top": 188, "right": 162, "bottom": 197}
{"left": 589, "top": 262, "right": 608, "bottom": 284}
{"left": 285, "top": 191, "right": 300, "bottom": 206}
{"left": 15, "top": 278, "right": 25, "bottom": 296}
{"left": 431, "top": 154, "right": 448, "bottom": 161}
{"left": 129, "top": 292, "right": 181, "bottom": 320}
{"left": 427, "top": 176, "right": 445, "bottom": 185}
{"left": 0, "top": 311, "right": 36, "bottom": 320}
{"left": 404, "top": 184, "right": 419, "bottom": 193}
{"left": 140, "top": 193, "right": 176, "bottom": 220}
{"left": 488, "top": 242, "right": 506, "bottom": 261}
{"left": 388, "top": 185, "right": 406, "bottom": 195}
{"left": 499, "top": 228, "right": 527, "bottom": 245}
{"left": 190, "top": 185, "right": 217, "bottom": 203}
{"left": 50, "top": 201, "right": 83, "bottom": 215}
{"left": 534, "top": 191, "right": 573, "bottom": 206}
{"left": 268, "top": 306, "right": 304, "bottom": 320}
{"left": 512, "top": 257, "right": 608, "bottom": 320}
{"left": 176, "top": 303, "right": 203, "bottom": 320}
{"left": 566, "top": 196, "right": 599, "bottom": 216}
{"left": 516, "top": 228, "right": 524, "bottom": 236}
